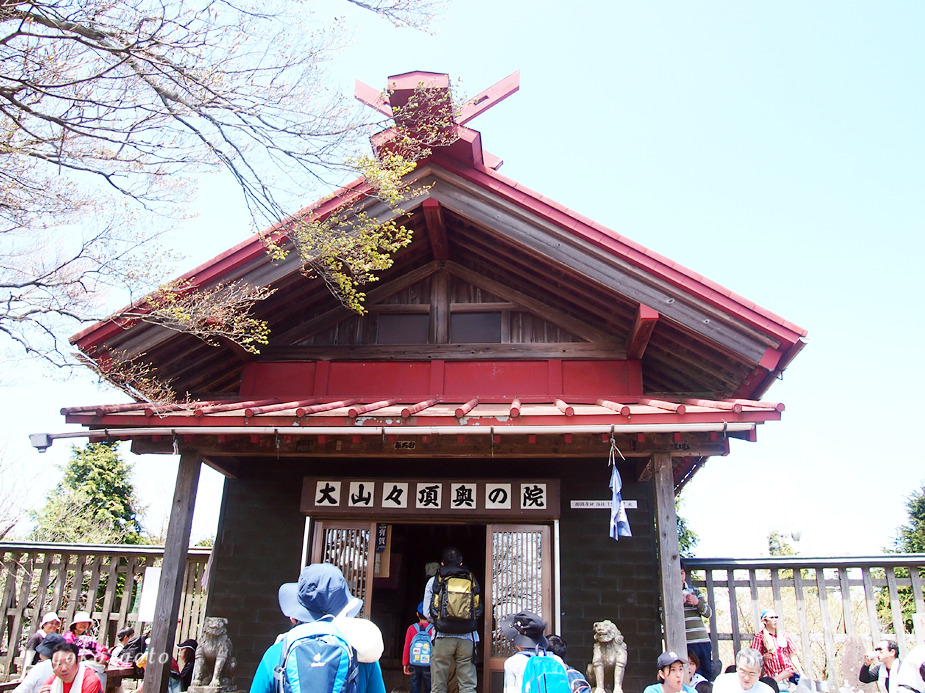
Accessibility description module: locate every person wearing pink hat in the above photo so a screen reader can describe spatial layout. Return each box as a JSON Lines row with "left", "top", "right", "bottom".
{"left": 24, "top": 613, "right": 61, "bottom": 669}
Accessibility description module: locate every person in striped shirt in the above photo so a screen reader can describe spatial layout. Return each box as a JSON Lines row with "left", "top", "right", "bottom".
{"left": 681, "top": 560, "right": 715, "bottom": 681}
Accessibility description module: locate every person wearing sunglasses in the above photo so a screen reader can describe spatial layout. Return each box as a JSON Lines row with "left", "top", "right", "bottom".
{"left": 751, "top": 610, "right": 804, "bottom": 690}
{"left": 860, "top": 639, "right": 900, "bottom": 693}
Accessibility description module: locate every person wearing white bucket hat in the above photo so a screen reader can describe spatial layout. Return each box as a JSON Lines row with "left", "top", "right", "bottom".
{"left": 249, "top": 563, "right": 386, "bottom": 693}
{"left": 23, "top": 612, "right": 61, "bottom": 669}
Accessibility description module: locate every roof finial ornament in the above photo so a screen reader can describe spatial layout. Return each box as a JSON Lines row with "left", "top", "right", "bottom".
{"left": 354, "top": 70, "right": 520, "bottom": 171}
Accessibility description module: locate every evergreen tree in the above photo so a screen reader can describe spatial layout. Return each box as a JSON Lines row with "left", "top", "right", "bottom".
{"left": 30, "top": 442, "right": 144, "bottom": 544}
{"left": 876, "top": 482, "right": 925, "bottom": 633}
{"left": 894, "top": 483, "right": 925, "bottom": 553}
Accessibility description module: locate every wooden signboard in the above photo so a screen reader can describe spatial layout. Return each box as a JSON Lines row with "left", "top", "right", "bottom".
{"left": 301, "top": 477, "right": 560, "bottom": 520}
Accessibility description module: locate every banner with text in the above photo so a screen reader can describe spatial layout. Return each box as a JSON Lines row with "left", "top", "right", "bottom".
{"left": 301, "top": 477, "right": 560, "bottom": 519}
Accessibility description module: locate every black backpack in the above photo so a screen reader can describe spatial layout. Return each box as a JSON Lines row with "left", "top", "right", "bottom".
{"left": 121, "top": 633, "right": 148, "bottom": 665}
{"left": 430, "top": 565, "right": 482, "bottom": 634}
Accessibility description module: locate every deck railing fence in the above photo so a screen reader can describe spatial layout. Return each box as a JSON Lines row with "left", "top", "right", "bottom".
{"left": 0, "top": 542, "right": 210, "bottom": 680}
{"left": 685, "top": 556, "right": 925, "bottom": 690}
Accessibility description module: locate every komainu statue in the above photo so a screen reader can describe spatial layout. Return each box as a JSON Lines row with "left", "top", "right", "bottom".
{"left": 586, "top": 620, "right": 627, "bottom": 693}
{"left": 191, "top": 617, "right": 237, "bottom": 691}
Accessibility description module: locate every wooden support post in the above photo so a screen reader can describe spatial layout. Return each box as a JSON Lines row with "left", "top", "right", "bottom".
{"left": 430, "top": 270, "right": 449, "bottom": 344}
{"left": 653, "top": 453, "right": 687, "bottom": 657}
{"left": 143, "top": 453, "right": 202, "bottom": 693}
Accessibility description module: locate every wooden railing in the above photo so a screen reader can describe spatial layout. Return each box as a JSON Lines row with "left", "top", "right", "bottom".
{"left": 0, "top": 542, "right": 211, "bottom": 679}
{"left": 684, "top": 556, "right": 925, "bottom": 688}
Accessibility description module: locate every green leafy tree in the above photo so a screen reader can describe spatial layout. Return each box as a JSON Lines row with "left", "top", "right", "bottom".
{"left": 876, "top": 482, "right": 925, "bottom": 633}
{"left": 677, "top": 494, "right": 699, "bottom": 556}
{"left": 768, "top": 531, "right": 798, "bottom": 556}
{"left": 30, "top": 442, "right": 144, "bottom": 545}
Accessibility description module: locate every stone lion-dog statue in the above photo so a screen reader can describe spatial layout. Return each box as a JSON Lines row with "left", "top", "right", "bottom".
{"left": 191, "top": 617, "right": 237, "bottom": 690}
{"left": 586, "top": 619, "right": 627, "bottom": 693}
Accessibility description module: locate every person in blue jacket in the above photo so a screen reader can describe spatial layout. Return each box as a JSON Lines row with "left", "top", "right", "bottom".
{"left": 644, "top": 651, "right": 698, "bottom": 693}
{"left": 249, "top": 563, "right": 386, "bottom": 693}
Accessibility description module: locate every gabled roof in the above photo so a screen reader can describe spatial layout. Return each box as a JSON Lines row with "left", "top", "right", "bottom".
{"left": 69, "top": 71, "right": 807, "bottom": 409}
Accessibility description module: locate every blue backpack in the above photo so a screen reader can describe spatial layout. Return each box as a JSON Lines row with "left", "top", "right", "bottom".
{"left": 521, "top": 650, "right": 570, "bottom": 693}
{"left": 275, "top": 619, "right": 358, "bottom": 693}
{"left": 409, "top": 623, "right": 434, "bottom": 666}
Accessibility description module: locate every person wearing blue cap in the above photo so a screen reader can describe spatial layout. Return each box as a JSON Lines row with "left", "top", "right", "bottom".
{"left": 249, "top": 563, "right": 386, "bottom": 693}
{"left": 643, "top": 651, "right": 698, "bottom": 693}
{"left": 13, "top": 634, "right": 67, "bottom": 693}
{"left": 403, "top": 601, "right": 434, "bottom": 693}
{"left": 750, "top": 610, "right": 803, "bottom": 687}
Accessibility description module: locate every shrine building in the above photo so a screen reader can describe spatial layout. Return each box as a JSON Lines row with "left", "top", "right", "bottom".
{"left": 40, "top": 71, "right": 808, "bottom": 693}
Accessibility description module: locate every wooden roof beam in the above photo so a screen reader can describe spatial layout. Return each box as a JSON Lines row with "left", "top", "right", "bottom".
{"left": 273, "top": 261, "right": 443, "bottom": 344}
{"left": 422, "top": 198, "right": 450, "bottom": 261}
{"left": 627, "top": 304, "right": 659, "bottom": 359}
{"left": 428, "top": 173, "right": 779, "bottom": 363}
{"left": 445, "top": 261, "right": 615, "bottom": 343}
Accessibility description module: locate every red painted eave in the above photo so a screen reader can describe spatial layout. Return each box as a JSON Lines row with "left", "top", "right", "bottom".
{"left": 61, "top": 397, "right": 783, "bottom": 431}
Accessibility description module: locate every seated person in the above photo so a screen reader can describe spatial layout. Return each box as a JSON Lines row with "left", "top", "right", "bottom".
{"left": 176, "top": 639, "right": 198, "bottom": 691}
{"left": 109, "top": 628, "right": 134, "bottom": 664}
{"left": 713, "top": 649, "right": 774, "bottom": 693}
{"left": 859, "top": 639, "right": 900, "bottom": 693}
{"left": 751, "top": 611, "right": 802, "bottom": 686}
{"left": 643, "top": 651, "right": 696, "bottom": 693}
{"left": 689, "top": 651, "right": 708, "bottom": 688}
{"left": 24, "top": 612, "right": 61, "bottom": 669}
{"left": 63, "top": 612, "right": 107, "bottom": 664}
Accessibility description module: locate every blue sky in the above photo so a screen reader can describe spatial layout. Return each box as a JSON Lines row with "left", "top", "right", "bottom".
{"left": 2, "top": 1, "right": 923, "bottom": 555}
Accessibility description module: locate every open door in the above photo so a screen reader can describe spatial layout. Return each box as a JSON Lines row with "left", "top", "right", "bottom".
{"left": 311, "top": 519, "right": 376, "bottom": 619}
{"left": 484, "top": 524, "right": 552, "bottom": 693}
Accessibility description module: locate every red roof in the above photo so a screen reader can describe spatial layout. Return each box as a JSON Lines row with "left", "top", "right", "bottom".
{"left": 64, "top": 70, "right": 807, "bottom": 425}
{"left": 62, "top": 395, "right": 781, "bottom": 433}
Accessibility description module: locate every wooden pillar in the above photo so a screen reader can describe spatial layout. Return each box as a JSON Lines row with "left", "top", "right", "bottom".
{"left": 653, "top": 452, "right": 687, "bottom": 656}
{"left": 144, "top": 452, "right": 202, "bottom": 693}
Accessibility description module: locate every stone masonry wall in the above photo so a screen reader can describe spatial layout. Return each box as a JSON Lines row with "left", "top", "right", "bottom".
{"left": 205, "top": 456, "right": 662, "bottom": 691}
{"left": 558, "top": 468, "right": 661, "bottom": 692}
{"left": 205, "top": 460, "right": 306, "bottom": 690}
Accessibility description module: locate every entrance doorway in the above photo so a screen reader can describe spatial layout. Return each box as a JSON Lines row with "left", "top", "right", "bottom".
{"left": 372, "top": 524, "right": 487, "bottom": 687}
{"left": 310, "top": 519, "right": 552, "bottom": 693}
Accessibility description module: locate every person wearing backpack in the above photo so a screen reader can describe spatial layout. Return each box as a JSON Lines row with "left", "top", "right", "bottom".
{"left": 249, "top": 563, "right": 386, "bottom": 693}
{"left": 545, "top": 635, "right": 591, "bottom": 693}
{"left": 402, "top": 602, "right": 434, "bottom": 693}
{"left": 499, "top": 610, "right": 569, "bottom": 693}
{"left": 422, "top": 547, "right": 482, "bottom": 693}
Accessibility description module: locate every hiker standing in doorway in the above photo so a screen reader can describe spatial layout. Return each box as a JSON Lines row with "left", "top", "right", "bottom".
{"left": 423, "top": 547, "right": 482, "bottom": 693}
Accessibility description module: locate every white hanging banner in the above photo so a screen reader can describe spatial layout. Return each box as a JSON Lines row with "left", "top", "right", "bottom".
{"left": 137, "top": 566, "right": 161, "bottom": 623}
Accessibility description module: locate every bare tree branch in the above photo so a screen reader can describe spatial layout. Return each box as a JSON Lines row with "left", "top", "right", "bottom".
{"left": 0, "top": 0, "right": 449, "bottom": 367}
